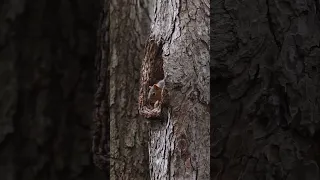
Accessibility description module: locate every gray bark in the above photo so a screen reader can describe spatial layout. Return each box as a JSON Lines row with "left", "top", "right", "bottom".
{"left": 0, "top": 0, "right": 105, "bottom": 180}
{"left": 148, "top": 0, "right": 210, "bottom": 179}
{"left": 211, "top": 0, "right": 320, "bottom": 179}
{"left": 108, "top": 0, "right": 153, "bottom": 179}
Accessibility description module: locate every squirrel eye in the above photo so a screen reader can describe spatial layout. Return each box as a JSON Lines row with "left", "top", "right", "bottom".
{"left": 152, "top": 92, "right": 156, "bottom": 96}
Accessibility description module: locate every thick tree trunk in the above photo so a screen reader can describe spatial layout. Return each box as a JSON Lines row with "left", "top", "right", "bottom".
{"left": 211, "top": 0, "right": 320, "bottom": 179}
{"left": 106, "top": 0, "right": 153, "bottom": 179}
{"left": 147, "top": 0, "right": 210, "bottom": 179}
{"left": 0, "top": 0, "right": 105, "bottom": 180}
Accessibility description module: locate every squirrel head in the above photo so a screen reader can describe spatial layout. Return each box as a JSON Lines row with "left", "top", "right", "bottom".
{"left": 148, "top": 84, "right": 161, "bottom": 104}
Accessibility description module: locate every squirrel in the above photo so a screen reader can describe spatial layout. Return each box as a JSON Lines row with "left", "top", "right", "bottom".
{"left": 147, "top": 79, "right": 165, "bottom": 106}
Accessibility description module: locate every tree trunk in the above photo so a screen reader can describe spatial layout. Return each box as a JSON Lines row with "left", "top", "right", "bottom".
{"left": 0, "top": 0, "right": 105, "bottom": 180}
{"left": 102, "top": 0, "right": 154, "bottom": 179}
{"left": 211, "top": 0, "right": 320, "bottom": 179}
{"left": 92, "top": 0, "right": 110, "bottom": 173}
{"left": 146, "top": 0, "right": 210, "bottom": 179}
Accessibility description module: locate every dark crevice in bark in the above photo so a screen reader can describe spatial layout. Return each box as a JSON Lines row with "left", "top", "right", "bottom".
{"left": 277, "top": 83, "right": 290, "bottom": 129}
{"left": 266, "top": 0, "right": 281, "bottom": 50}
{"left": 315, "top": 0, "right": 320, "bottom": 20}
{"left": 139, "top": 0, "right": 152, "bottom": 22}
{"left": 166, "top": 128, "right": 172, "bottom": 180}
{"left": 222, "top": 0, "right": 240, "bottom": 53}
{"left": 233, "top": 64, "right": 260, "bottom": 101}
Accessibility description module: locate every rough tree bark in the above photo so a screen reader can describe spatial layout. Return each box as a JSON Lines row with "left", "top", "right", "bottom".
{"left": 144, "top": 0, "right": 210, "bottom": 179}
{"left": 93, "top": 0, "right": 110, "bottom": 173}
{"left": 211, "top": 0, "right": 320, "bottom": 179}
{"left": 0, "top": 0, "right": 105, "bottom": 180}
{"left": 97, "top": 0, "right": 154, "bottom": 179}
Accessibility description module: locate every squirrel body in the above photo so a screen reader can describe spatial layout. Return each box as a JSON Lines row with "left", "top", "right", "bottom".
{"left": 147, "top": 79, "right": 165, "bottom": 105}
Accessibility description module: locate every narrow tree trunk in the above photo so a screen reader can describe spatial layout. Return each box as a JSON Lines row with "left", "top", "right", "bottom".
{"left": 147, "top": 0, "right": 210, "bottom": 179}
{"left": 211, "top": 0, "right": 320, "bottom": 179}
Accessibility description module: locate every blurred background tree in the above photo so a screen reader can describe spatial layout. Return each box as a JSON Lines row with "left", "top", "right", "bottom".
{"left": 0, "top": 0, "right": 106, "bottom": 179}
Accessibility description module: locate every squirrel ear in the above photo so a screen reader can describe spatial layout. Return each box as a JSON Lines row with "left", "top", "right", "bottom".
{"left": 153, "top": 84, "right": 159, "bottom": 89}
{"left": 149, "top": 86, "right": 152, "bottom": 89}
